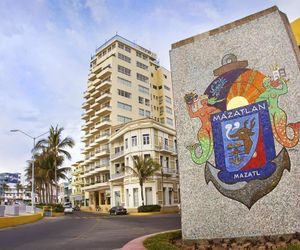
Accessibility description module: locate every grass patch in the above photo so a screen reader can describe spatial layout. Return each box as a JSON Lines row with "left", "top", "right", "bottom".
{"left": 143, "top": 230, "right": 181, "bottom": 250}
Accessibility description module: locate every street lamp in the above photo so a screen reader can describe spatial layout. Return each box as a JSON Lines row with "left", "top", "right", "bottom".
{"left": 10, "top": 129, "right": 49, "bottom": 213}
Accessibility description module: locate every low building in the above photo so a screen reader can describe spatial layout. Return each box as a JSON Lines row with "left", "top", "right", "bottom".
{"left": 83, "top": 118, "right": 180, "bottom": 212}
{"left": 70, "top": 161, "right": 89, "bottom": 207}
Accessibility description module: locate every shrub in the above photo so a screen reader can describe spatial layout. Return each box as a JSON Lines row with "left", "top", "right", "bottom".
{"left": 35, "top": 203, "right": 64, "bottom": 213}
{"left": 138, "top": 205, "right": 161, "bottom": 212}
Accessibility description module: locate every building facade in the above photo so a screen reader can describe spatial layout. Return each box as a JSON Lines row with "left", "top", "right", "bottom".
{"left": 0, "top": 173, "right": 30, "bottom": 204}
{"left": 78, "top": 35, "right": 178, "bottom": 211}
{"left": 70, "top": 161, "right": 89, "bottom": 206}
{"left": 109, "top": 118, "right": 179, "bottom": 211}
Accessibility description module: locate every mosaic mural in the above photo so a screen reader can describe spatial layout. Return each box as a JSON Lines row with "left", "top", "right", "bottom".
{"left": 184, "top": 54, "right": 300, "bottom": 209}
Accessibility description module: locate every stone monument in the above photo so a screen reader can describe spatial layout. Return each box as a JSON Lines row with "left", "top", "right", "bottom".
{"left": 170, "top": 6, "right": 300, "bottom": 241}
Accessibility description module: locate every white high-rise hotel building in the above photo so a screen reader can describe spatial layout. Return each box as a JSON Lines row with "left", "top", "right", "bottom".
{"left": 75, "top": 35, "right": 179, "bottom": 212}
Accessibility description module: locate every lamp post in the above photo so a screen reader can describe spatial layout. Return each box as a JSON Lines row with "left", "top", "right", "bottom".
{"left": 10, "top": 129, "right": 49, "bottom": 213}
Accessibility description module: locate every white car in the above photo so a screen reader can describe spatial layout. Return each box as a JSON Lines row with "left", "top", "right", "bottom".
{"left": 64, "top": 206, "right": 73, "bottom": 214}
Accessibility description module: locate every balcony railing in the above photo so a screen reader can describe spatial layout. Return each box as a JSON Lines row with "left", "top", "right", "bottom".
{"left": 155, "top": 144, "right": 177, "bottom": 153}
{"left": 111, "top": 171, "right": 125, "bottom": 179}
{"left": 111, "top": 150, "right": 124, "bottom": 160}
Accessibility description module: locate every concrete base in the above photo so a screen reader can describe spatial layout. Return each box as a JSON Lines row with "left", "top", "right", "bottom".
{"left": 5, "top": 206, "right": 19, "bottom": 216}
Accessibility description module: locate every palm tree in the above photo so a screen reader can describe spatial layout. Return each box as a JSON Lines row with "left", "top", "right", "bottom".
{"left": 127, "top": 155, "right": 161, "bottom": 206}
{"left": 16, "top": 182, "right": 23, "bottom": 198}
{"left": 1, "top": 183, "right": 9, "bottom": 202}
{"left": 34, "top": 125, "right": 74, "bottom": 203}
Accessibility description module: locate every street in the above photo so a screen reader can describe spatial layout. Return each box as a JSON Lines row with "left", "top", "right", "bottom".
{"left": 0, "top": 211, "right": 181, "bottom": 250}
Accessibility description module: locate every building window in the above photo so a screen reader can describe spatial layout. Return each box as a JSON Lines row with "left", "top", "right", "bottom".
{"left": 125, "top": 138, "right": 128, "bottom": 149}
{"left": 159, "top": 96, "right": 163, "bottom": 104}
{"left": 118, "top": 53, "right": 131, "bottom": 63}
{"left": 167, "top": 118, "right": 173, "bottom": 126}
{"left": 136, "top": 61, "right": 148, "bottom": 70}
{"left": 139, "top": 108, "right": 144, "bottom": 116}
{"left": 166, "top": 106, "right": 172, "bottom": 114}
{"left": 132, "top": 136, "right": 137, "bottom": 146}
{"left": 143, "top": 134, "right": 150, "bottom": 145}
{"left": 137, "top": 73, "right": 149, "bottom": 83}
{"left": 159, "top": 107, "right": 163, "bottom": 115}
{"left": 118, "top": 89, "right": 131, "bottom": 98}
{"left": 118, "top": 42, "right": 124, "bottom": 49}
{"left": 117, "top": 102, "right": 132, "bottom": 111}
{"left": 118, "top": 65, "right": 131, "bottom": 76}
{"left": 145, "top": 110, "right": 150, "bottom": 117}
{"left": 136, "top": 51, "right": 148, "bottom": 60}
{"left": 145, "top": 99, "right": 150, "bottom": 106}
{"left": 158, "top": 86, "right": 162, "bottom": 89}
{"left": 117, "top": 115, "right": 132, "bottom": 124}
{"left": 164, "top": 85, "right": 170, "bottom": 91}
{"left": 125, "top": 45, "right": 131, "bottom": 52}
{"left": 117, "top": 77, "right": 131, "bottom": 87}
{"left": 153, "top": 85, "right": 157, "bottom": 89}
{"left": 165, "top": 96, "right": 171, "bottom": 104}
{"left": 138, "top": 96, "right": 144, "bottom": 104}
{"left": 133, "top": 188, "right": 139, "bottom": 207}
{"left": 138, "top": 85, "right": 149, "bottom": 95}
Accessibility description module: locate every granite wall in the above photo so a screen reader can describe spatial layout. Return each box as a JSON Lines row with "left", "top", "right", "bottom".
{"left": 170, "top": 6, "right": 300, "bottom": 240}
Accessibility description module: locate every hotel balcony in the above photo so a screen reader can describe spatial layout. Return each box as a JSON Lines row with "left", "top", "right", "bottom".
{"left": 93, "top": 64, "right": 102, "bottom": 74}
{"left": 81, "top": 113, "right": 89, "bottom": 120}
{"left": 88, "top": 73, "right": 97, "bottom": 81}
{"left": 90, "top": 101, "right": 101, "bottom": 110}
{"left": 95, "top": 133, "right": 110, "bottom": 144}
{"left": 87, "top": 84, "right": 96, "bottom": 93}
{"left": 86, "top": 108, "right": 94, "bottom": 115}
{"left": 161, "top": 167, "right": 176, "bottom": 175}
{"left": 110, "top": 150, "right": 125, "bottom": 161}
{"left": 82, "top": 180, "right": 110, "bottom": 192}
{"left": 110, "top": 171, "right": 125, "bottom": 181}
{"left": 95, "top": 119, "right": 111, "bottom": 130}
{"left": 155, "top": 144, "right": 177, "bottom": 155}
{"left": 93, "top": 77, "right": 102, "bottom": 87}
{"left": 95, "top": 92, "right": 112, "bottom": 103}
{"left": 85, "top": 119, "right": 93, "bottom": 126}
{"left": 97, "top": 65, "right": 112, "bottom": 79}
{"left": 82, "top": 101, "right": 89, "bottom": 109}
{"left": 96, "top": 79, "right": 112, "bottom": 92}
{"left": 91, "top": 164, "right": 110, "bottom": 174}
{"left": 96, "top": 106, "right": 112, "bottom": 117}
{"left": 84, "top": 91, "right": 90, "bottom": 99}
{"left": 81, "top": 124, "right": 89, "bottom": 131}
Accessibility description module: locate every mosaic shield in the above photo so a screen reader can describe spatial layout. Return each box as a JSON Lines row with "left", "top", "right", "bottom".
{"left": 211, "top": 101, "right": 276, "bottom": 184}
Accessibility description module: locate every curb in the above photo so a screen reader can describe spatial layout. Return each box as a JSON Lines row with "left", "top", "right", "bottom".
{"left": 128, "top": 211, "right": 178, "bottom": 216}
{"left": 0, "top": 213, "right": 43, "bottom": 229}
{"left": 121, "top": 229, "right": 181, "bottom": 250}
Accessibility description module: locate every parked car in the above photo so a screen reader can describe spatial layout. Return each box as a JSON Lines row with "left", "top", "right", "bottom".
{"left": 63, "top": 202, "right": 72, "bottom": 208}
{"left": 64, "top": 206, "right": 73, "bottom": 214}
{"left": 109, "top": 206, "right": 127, "bottom": 215}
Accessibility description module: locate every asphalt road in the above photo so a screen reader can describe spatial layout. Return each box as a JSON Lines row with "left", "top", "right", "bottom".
{"left": 0, "top": 211, "right": 181, "bottom": 250}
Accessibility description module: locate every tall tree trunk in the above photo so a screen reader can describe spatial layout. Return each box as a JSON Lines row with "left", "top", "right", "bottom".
{"left": 54, "top": 158, "right": 58, "bottom": 204}
{"left": 50, "top": 183, "right": 53, "bottom": 204}
{"left": 140, "top": 181, "right": 144, "bottom": 206}
{"left": 42, "top": 184, "right": 45, "bottom": 204}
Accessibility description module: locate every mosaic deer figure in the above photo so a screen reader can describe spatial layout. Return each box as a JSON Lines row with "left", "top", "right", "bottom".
{"left": 229, "top": 118, "right": 255, "bottom": 154}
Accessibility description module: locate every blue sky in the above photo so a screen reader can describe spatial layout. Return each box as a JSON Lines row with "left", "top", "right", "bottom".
{"left": 0, "top": 0, "right": 299, "bottom": 180}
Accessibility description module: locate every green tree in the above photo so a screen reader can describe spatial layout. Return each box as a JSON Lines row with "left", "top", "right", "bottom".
{"left": 127, "top": 156, "right": 161, "bottom": 206}
{"left": 1, "top": 183, "right": 9, "bottom": 202}
{"left": 34, "top": 125, "right": 74, "bottom": 203}
{"left": 16, "top": 182, "right": 23, "bottom": 197}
